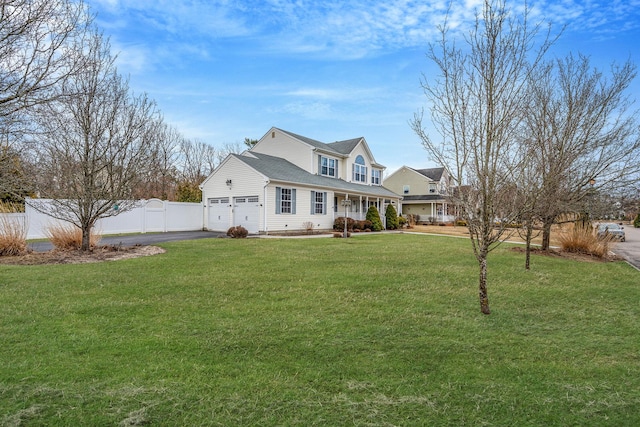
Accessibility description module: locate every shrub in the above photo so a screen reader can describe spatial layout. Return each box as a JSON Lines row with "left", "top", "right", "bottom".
{"left": 0, "top": 206, "right": 27, "bottom": 256}
{"left": 227, "top": 226, "right": 248, "bottom": 238}
{"left": 558, "top": 222, "right": 614, "bottom": 259}
{"left": 46, "top": 223, "right": 101, "bottom": 251}
{"left": 333, "top": 217, "right": 355, "bottom": 231}
{"left": 385, "top": 204, "right": 399, "bottom": 230}
{"left": 352, "top": 220, "right": 373, "bottom": 231}
{"left": 405, "top": 214, "right": 417, "bottom": 227}
{"left": 456, "top": 219, "right": 468, "bottom": 226}
{"left": 302, "top": 221, "right": 315, "bottom": 234}
{"left": 398, "top": 216, "right": 407, "bottom": 228}
{"left": 634, "top": 213, "right": 640, "bottom": 228}
{"left": 366, "top": 205, "right": 383, "bottom": 231}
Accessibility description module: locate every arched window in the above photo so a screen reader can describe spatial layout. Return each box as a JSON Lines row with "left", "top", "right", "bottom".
{"left": 353, "top": 155, "right": 367, "bottom": 183}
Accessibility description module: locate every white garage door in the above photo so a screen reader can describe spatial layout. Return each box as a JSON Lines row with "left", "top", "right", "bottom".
{"left": 234, "top": 196, "right": 260, "bottom": 233}
{"left": 208, "top": 198, "right": 230, "bottom": 231}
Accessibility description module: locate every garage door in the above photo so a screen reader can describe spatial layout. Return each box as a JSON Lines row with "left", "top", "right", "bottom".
{"left": 234, "top": 196, "right": 260, "bottom": 233}
{"left": 208, "top": 198, "right": 230, "bottom": 231}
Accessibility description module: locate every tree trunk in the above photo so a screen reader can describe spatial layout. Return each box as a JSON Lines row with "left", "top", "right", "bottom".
{"left": 525, "top": 221, "right": 532, "bottom": 270}
{"left": 81, "top": 224, "right": 91, "bottom": 252}
{"left": 541, "top": 219, "right": 553, "bottom": 251}
{"left": 478, "top": 255, "right": 491, "bottom": 315}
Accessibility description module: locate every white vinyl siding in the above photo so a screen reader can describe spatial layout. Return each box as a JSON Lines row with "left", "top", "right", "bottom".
{"left": 201, "top": 156, "right": 265, "bottom": 232}
{"left": 252, "top": 129, "right": 314, "bottom": 172}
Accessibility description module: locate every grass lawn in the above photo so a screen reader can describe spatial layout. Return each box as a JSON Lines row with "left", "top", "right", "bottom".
{"left": 1, "top": 234, "right": 639, "bottom": 426}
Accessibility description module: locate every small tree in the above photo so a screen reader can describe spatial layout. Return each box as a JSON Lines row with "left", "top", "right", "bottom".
{"left": 33, "top": 30, "right": 159, "bottom": 251}
{"left": 366, "top": 205, "right": 383, "bottom": 231}
{"left": 385, "top": 204, "right": 399, "bottom": 230}
{"left": 634, "top": 213, "right": 640, "bottom": 228}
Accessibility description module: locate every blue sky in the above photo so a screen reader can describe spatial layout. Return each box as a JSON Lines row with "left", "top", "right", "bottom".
{"left": 86, "top": 0, "right": 640, "bottom": 175}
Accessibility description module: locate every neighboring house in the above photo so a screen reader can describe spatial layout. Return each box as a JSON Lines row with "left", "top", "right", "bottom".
{"left": 383, "top": 166, "right": 455, "bottom": 223}
{"left": 200, "top": 127, "right": 402, "bottom": 233}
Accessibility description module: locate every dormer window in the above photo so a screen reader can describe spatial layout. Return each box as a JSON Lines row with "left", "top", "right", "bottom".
{"left": 319, "top": 156, "right": 337, "bottom": 178}
{"left": 353, "top": 155, "right": 367, "bottom": 183}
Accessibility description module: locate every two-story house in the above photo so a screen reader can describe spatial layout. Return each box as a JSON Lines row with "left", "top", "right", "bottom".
{"left": 383, "top": 166, "right": 454, "bottom": 223}
{"left": 200, "top": 127, "right": 401, "bottom": 233}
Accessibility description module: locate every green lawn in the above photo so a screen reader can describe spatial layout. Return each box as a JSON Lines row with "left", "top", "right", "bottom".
{"left": 1, "top": 234, "right": 639, "bottom": 426}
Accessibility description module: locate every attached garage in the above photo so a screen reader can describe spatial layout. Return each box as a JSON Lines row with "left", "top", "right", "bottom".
{"left": 207, "top": 197, "right": 230, "bottom": 231}
{"left": 233, "top": 196, "right": 260, "bottom": 233}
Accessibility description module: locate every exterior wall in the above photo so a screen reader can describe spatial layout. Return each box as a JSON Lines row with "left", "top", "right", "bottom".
{"left": 401, "top": 203, "right": 435, "bottom": 218}
{"left": 265, "top": 184, "right": 335, "bottom": 232}
{"left": 314, "top": 152, "right": 343, "bottom": 179}
{"left": 383, "top": 166, "right": 429, "bottom": 196}
{"left": 201, "top": 156, "right": 267, "bottom": 232}
{"left": 251, "top": 128, "right": 313, "bottom": 172}
{"left": 344, "top": 142, "right": 377, "bottom": 186}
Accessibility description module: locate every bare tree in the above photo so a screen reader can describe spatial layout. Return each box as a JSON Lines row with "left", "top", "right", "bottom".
{"left": 0, "top": 0, "right": 88, "bottom": 118}
{"left": 411, "top": 0, "right": 554, "bottom": 314}
{"left": 33, "top": 30, "right": 159, "bottom": 251}
{"left": 524, "top": 54, "right": 640, "bottom": 250}
{"left": 216, "top": 141, "right": 245, "bottom": 165}
{"left": 175, "top": 138, "right": 216, "bottom": 202}
{"left": 180, "top": 139, "right": 216, "bottom": 184}
{"left": 132, "top": 118, "right": 181, "bottom": 200}
{"left": 0, "top": 0, "right": 88, "bottom": 201}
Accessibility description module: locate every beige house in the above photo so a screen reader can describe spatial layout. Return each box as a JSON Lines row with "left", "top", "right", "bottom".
{"left": 200, "top": 127, "right": 401, "bottom": 233}
{"left": 383, "top": 166, "right": 455, "bottom": 223}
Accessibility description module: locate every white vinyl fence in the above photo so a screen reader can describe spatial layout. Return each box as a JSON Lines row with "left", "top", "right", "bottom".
{"left": 1, "top": 199, "right": 205, "bottom": 240}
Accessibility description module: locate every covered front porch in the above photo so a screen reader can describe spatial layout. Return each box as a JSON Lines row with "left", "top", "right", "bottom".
{"left": 401, "top": 200, "right": 455, "bottom": 223}
{"left": 332, "top": 192, "right": 401, "bottom": 227}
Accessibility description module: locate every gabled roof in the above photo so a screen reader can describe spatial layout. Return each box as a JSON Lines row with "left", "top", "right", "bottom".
{"left": 327, "top": 138, "right": 362, "bottom": 155}
{"left": 413, "top": 167, "right": 445, "bottom": 181}
{"left": 274, "top": 128, "right": 383, "bottom": 167}
{"left": 234, "top": 152, "right": 399, "bottom": 198}
{"left": 277, "top": 128, "right": 334, "bottom": 151}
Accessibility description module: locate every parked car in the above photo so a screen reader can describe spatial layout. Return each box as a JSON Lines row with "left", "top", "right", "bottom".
{"left": 597, "top": 223, "right": 626, "bottom": 242}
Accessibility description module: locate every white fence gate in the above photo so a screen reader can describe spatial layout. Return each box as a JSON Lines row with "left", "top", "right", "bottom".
{"left": 0, "top": 199, "right": 205, "bottom": 240}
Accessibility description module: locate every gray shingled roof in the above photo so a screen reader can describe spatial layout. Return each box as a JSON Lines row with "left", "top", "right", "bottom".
{"left": 413, "top": 167, "right": 444, "bottom": 181}
{"left": 277, "top": 128, "right": 368, "bottom": 158}
{"left": 233, "top": 152, "right": 400, "bottom": 198}
{"left": 327, "top": 138, "right": 362, "bottom": 154}
{"left": 402, "top": 194, "right": 447, "bottom": 202}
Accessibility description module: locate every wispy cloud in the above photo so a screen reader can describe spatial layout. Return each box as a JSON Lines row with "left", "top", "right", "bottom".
{"left": 88, "top": 0, "right": 640, "bottom": 67}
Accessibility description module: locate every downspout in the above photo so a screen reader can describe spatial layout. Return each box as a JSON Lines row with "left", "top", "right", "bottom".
{"left": 263, "top": 180, "right": 269, "bottom": 234}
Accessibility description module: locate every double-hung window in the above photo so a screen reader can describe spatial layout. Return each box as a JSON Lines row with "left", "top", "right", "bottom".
{"left": 320, "top": 156, "right": 337, "bottom": 178}
{"left": 371, "top": 169, "right": 381, "bottom": 185}
{"left": 276, "top": 187, "right": 296, "bottom": 214}
{"left": 353, "top": 155, "right": 367, "bottom": 183}
{"left": 310, "top": 191, "right": 327, "bottom": 215}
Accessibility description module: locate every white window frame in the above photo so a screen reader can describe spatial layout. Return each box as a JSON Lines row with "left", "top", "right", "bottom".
{"left": 353, "top": 155, "right": 367, "bottom": 183}
{"left": 320, "top": 156, "right": 337, "bottom": 178}
{"left": 371, "top": 169, "right": 381, "bottom": 185}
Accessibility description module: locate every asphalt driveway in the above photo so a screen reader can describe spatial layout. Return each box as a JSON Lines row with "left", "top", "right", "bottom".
{"left": 28, "top": 230, "right": 225, "bottom": 252}
{"left": 611, "top": 224, "right": 640, "bottom": 270}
